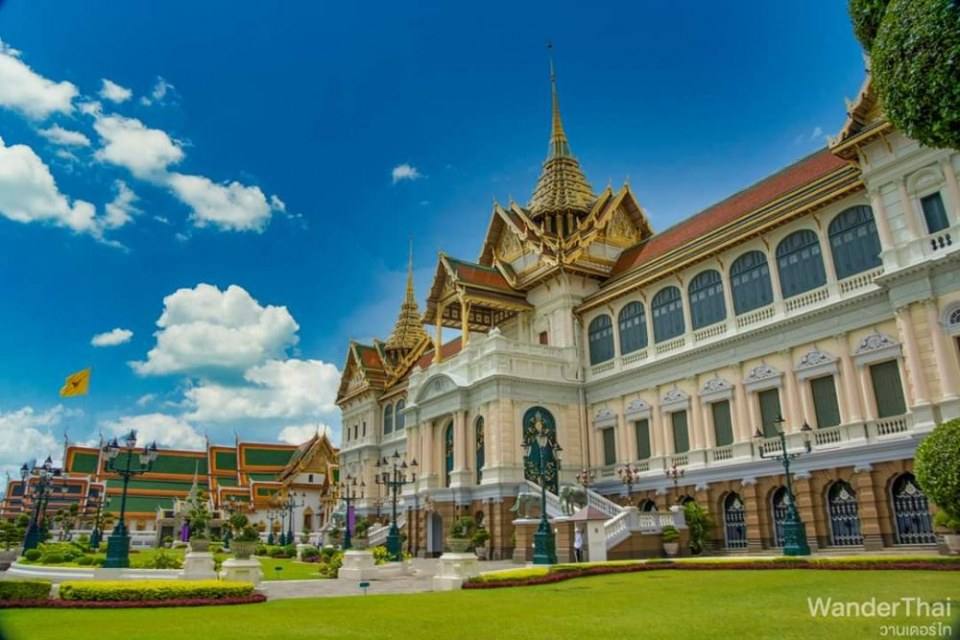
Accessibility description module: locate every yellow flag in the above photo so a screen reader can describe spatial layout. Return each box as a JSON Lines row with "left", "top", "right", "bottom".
{"left": 59, "top": 368, "right": 91, "bottom": 397}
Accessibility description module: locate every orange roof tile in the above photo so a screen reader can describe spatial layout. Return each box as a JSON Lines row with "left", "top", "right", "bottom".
{"left": 447, "top": 257, "right": 515, "bottom": 292}
{"left": 611, "top": 149, "right": 849, "bottom": 277}
{"left": 416, "top": 337, "right": 463, "bottom": 369}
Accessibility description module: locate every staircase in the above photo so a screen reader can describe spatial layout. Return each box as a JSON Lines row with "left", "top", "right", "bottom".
{"left": 368, "top": 512, "right": 406, "bottom": 547}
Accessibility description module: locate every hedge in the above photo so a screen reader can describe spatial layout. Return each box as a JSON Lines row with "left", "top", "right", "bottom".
{"left": 59, "top": 580, "right": 254, "bottom": 602}
{"left": 0, "top": 594, "right": 267, "bottom": 609}
{"left": 0, "top": 580, "right": 52, "bottom": 601}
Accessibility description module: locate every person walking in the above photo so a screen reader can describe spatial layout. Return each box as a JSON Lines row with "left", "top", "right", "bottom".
{"left": 574, "top": 526, "right": 583, "bottom": 562}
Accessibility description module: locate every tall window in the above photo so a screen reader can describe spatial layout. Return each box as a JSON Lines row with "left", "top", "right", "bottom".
{"left": 618, "top": 302, "right": 647, "bottom": 354}
{"left": 810, "top": 375, "right": 841, "bottom": 428}
{"left": 395, "top": 400, "right": 405, "bottom": 430}
{"left": 828, "top": 205, "right": 882, "bottom": 279}
{"left": 920, "top": 192, "right": 950, "bottom": 234}
{"left": 588, "top": 314, "right": 615, "bottom": 364}
{"left": 776, "top": 230, "right": 826, "bottom": 298}
{"left": 634, "top": 419, "right": 651, "bottom": 460}
{"left": 671, "top": 410, "right": 690, "bottom": 453}
{"left": 652, "top": 286, "right": 685, "bottom": 343}
{"left": 730, "top": 251, "right": 773, "bottom": 314}
{"left": 383, "top": 403, "right": 393, "bottom": 435}
{"left": 711, "top": 400, "right": 734, "bottom": 447}
{"left": 688, "top": 270, "right": 726, "bottom": 329}
{"left": 758, "top": 389, "right": 782, "bottom": 437}
{"left": 444, "top": 421, "right": 454, "bottom": 487}
{"left": 601, "top": 427, "right": 617, "bottom": 466}
{"left": 870, "top": 360, "right": 907, "bottom": 418}
{"left": 475, "top": 417, "right": 484, "bottom": 485}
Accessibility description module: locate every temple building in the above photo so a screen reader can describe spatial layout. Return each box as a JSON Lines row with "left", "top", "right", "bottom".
{"left": 1, "top": 433, "right": 340, "bottom": 546}
{"left": 336, "top": 65, "right": 960, "bottom": 559}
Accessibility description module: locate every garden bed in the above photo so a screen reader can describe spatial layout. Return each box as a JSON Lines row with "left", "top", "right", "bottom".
{"left": 0, "top": 593, "right": 266, "bottom": 609}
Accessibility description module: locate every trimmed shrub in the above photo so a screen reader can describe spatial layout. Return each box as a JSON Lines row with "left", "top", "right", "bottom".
{"left": 39, "top": 553, "right": 65, "bottom": 565}
{"left": 317, "top": 551, "right": 343, "bottom": 578}
{"left": 0, "top": 580, "right": 51, "bottom": 601}
{"left": 300, "top": 545, "right": 320, "bottom": 562}
{"left": 915, "top": 418, "right": 960, "bottom": 522}
{"left": 848, "top": 0, "right": 890, "bottom": 50}
{"left": 23, "top": 549, "right": 41, "bottom": 562}
{"left": 76, "top": 555, "right": 95, "bottom": 566}
{"left": 138, "top": 549, "right": 182, "bottom": 570}
{"left": 872, "top": 0, "right": 960, "bottom": 150}
{"left": 282, "top": 544, "right": 297, "bottom": 558}
{"left": 59, "top": 580, "right": 254, "bottom": 602}
{"left": 372, "top": 545, "right": 390, "bottom": 565}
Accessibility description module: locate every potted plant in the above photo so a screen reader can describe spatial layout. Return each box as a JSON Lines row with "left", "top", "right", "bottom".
{"left": 187, "top": 492, "right": 212, "bottom": 552}
{"left": 661, "top": 525, "right": 680, "bottom": 557}
{"left": 472, "top": 526, "right": 491, "bottom": 560}
{"left": 914, "top": 418, "right": 960, "bottom": 554}
{"left": 352, "top": 517, "right": 371, "bottom": 550}
{"left": 232, "top": 525, "right": 260, "bottom": 559}
{"left": 446, "top": 516, "right": 476, "bottom": 553}
{"left": 682, "top": 502, "right": 714, "bottom": 556}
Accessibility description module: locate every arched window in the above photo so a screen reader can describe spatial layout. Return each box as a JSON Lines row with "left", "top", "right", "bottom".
{"left": 890, "top": 473, "right": 936, "bottom": 545}
{"left": 475, "top": 417, "right": 485, "bottom": 485}
{"left": 828, "top": 205, "right": 882, "bottom": 279}
{"left": 688, "top": 270, "right": 726, "bottom": 329}
{"left": 827, "top": 481, "right": 863, "bottom": 546}
{"left": 618, "top": 302, "right": 647, "bottom": 355}
{"left": 651, "top": 286, "right": 684, "bottom": 343}
{"left": 395, "top": 400, "right": 405, "bottom": 430}
{"left": 638, "top": 499, "right": 658, "bottom": 512}
{"left": 383, "top": 403, "right": 393, "bottom": 435}
{"left": 723, "top": 493, "right": 747, "bottom": 550}
{"left": 443, "top": 421, "right": 454, "bottom": 488}
{"left": 588, "top": 314, "right": 615, "bottom": 364}
{"left": 776, "top": 230, "right": 826, "bottom": 298}
{"left": 729, "top": 251, "right": 773, "bottom": 315}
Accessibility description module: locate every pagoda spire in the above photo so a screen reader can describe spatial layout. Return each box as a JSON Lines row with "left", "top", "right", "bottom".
{"left": 385, "top": 242, "right": 428, "bottom": 358}
{"left": 547, "top": 47, "right": 571, "bottom": 160}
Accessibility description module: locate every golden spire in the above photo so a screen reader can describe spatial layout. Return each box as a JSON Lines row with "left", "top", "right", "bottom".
{"left": 529, "top": 44, "right": 595, "bottom": 219}
{"left": 385, "top": 241, "right": 428, "bottom": 354}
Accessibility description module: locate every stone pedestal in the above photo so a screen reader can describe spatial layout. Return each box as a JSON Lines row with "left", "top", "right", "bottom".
{"left": 182, "top": 552, "right": 217, "bottom": 580}
{"left": 337, "top": 550, "right": 378, "bottom": 581}
{"left": 220, "top": 558, "right": 262, "bottom": 586}
{"left": 432, "top": 552, "right": 480, "bottom": 591}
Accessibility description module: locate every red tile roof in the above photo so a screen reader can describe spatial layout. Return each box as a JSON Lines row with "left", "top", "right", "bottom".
{"left": 610, "top": 149, "right": 849, "bottom": 277}
{"left": 447, "top": 257, "right": 515, "bottom": 291}
{"left": 356, "top": 344, "right": 384, "bottom": 370}
{"left": 417, "top": 337, "right": 463, "bottom": 369}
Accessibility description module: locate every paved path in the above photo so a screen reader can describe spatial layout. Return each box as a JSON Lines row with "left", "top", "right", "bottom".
{"left": 260, "top": 559, "right": 516, "bottom": 600}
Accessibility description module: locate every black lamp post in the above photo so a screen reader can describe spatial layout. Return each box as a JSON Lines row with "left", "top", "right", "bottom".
{"left": 266, "top": 509, "right": 278, "bottom": 545}
{"left": 282, "top": 492, "right": 305, "bottom": 545}
{"left": 88, "top": 491, "right": 109, "bottom": 549}
{"left": 522, "top": 420, "right": 562, "bottom": 565}
{"left": 101, "top": 430, "right": 159, "bottom": 569}
{"left": 617, "top": 465, "right": 640, "bottom": 503}
{"left": 339, "top": 475, "right": 364, "bottom": 551}
{"left": 665, "top": 463, "right": 686, "bottom": 504}
{"left": 20, "top": 457, "right": 61, "bottom": 554}
{"left": 375, "top": 450, "right": 418, "bottom": 561}
{"left": 753, "top": 417, "right": 813, "bottom": 556}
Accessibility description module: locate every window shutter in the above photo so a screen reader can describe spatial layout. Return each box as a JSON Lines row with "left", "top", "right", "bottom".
{"left": 635, "top": 419, "right": 651, "bottom": 460}
{"left": 810, "top": 375, "right": 841, "bottom": 428}
{"left": 758, "top": 389, "right": 782, "bottom": 437}
{"left": 870, "top": 361, "right": 907, "bottom": 418}
{"left": 711, "top": 401, "right": 734, "bottom": 446}
{"left": 671, "top": 411, "right": 690, "bottom": 453}
{"left": 602, "top": 427, "right": 617, "bottom": 466}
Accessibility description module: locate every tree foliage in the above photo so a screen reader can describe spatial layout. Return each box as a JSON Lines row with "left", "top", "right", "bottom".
{"left": 848, "top": 0, "right": 891, "bottom": 49}
{"left": 872, "top": 0, "right": 960, "bottom": 149}
{"left": 914, "top": 418, "right": 960, "bottom": 519}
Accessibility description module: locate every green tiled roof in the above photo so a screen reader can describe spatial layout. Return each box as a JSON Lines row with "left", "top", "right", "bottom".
{"left": 122, "top": 479, "right": 201, "bottom": 492}
{"left": 216, "top": 477, "right": 238, "bottom": 487}
{"left": 248, "top": 472, "right": 279, "bottom": 482}
{"left": 215, "top": 451, "right": 238, "bottom": 471}
{"left": 149, "top": 454, "right": 208, "bottom": 476}
{"left": 243, "top": 448, "right": 295, "bottom": 467}
{"left": 109, "top": 495, "right": 175, "bottom": 514}
{"left": 69, "top": 452, "right": 99, "bottom": 474}
{"left": 256, "top": 487, "right": 278, "bottom": 497}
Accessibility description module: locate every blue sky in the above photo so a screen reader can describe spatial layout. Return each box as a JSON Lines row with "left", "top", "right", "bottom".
{"left": 0, "top": 1, "right": 865, "bottom": 473}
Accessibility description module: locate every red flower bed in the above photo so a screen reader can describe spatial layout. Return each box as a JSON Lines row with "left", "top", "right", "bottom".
{"left": 463, "top": 560, "right": 960, "bottom": 589}
{"left": 0, "top": 593, "right": 267, "bottom": 609}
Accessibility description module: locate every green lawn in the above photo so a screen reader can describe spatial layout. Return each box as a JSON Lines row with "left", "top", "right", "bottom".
{"left": 2, "top": 570, "right": 956, "bottom": 640}
{"left": 256, "top": 557, "right": 325, "bottom": 581}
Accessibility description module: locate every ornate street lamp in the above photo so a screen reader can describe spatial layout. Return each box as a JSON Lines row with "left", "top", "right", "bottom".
{"left": 617, "top": 464, "right": 640, "bottom": 502}
{"left": 375, "top": 450, "right": 418, "bottom": 561}
{"left": 266, "top": 509, "right": 279, "bottom": 545}
{"left": 339, "top": 475, "right": 364, "bottom": 550}
{"left": 522, "top": 420, "right": 562, "bottom": 565}
{"left": 101, "top": 431, "right": 159, "bottom": 568}
{"left": 753, "top": 417, "right": 813, "bottom": 557}
{"left": 20, "top": 457, "right": 62, "bottom": 553}
{"left": 665, "top": 463, "right": 685, "bottom": 504}
{"left": 88, "top": 491, "right": 109, "bottom": 549}
{"left": 282, "top": 492, "right": 305, "bottom": 545}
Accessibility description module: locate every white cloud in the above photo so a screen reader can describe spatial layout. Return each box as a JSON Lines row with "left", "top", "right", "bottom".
{"left": 99, "top": 78, "right": 132, "bottom": 104}
{"left": 167, "top": 173, "right": 283, "bottom": 232}
{"left": 140, "top": 77, "right": 174, "bottom": 106}
{"left": 101, "top": 413, "right": 204, "bottom": 450}
{"left": 391, "top": 163, "right": 422, "bottom": 184}
{"left": 0, "top": 136, "right": 98, "bottom": 234}
{"left": 0, "top": 405, "right": 68, "bottom": 477}
{"left": 131, "top": 283, "right": 299, "bottom": 376}
{"left": 811, "top": 126, "right": 824, "bottom": 140}
{"left": 93, "top": 114, "right": 184, "bottom": 178}
{"left": 277, "top": 423, "right": 331, "bottom": 446}
{"left": 103, "top": 180, "right": 140, "bottom": 229}
{"left": 185, "top": 358, "right": 340, "bottom": 422}
{"left": 91, "top": 327, "right": 134, "bottom": 347}
{"left": 39, "top": 125, "right": 91, "bottom": 147}
{"left": 136, "top": 394, "right": 156, "bottom": 407}
{"left": 0, "top": 38, "right": 77, "bottom": 119}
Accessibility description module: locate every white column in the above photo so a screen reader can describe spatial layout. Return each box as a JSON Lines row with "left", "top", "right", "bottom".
{"left": 782, "top": 361, "right": 803, "bottom": 430}
{"left": 896, "top": 305, "right": 930, "bottom": 405}
{"left": 815, "top": 222, "right": 840, "bottom": 292}
{"left": 926, "top": 300, "right": 960, "bottom": 400}
{"left": 868, "top": 188, "right": 895, "bottom": 251}
{"left": 649, "top": 401, "right": 663, "bottom": 457}
{"left": 678, "top": 279, "right": 693, "bottom": 341}
{"left": 689, "top": 392, "right": 703, "bottom": 450}
{"left": 719, "top": 262, "right": 737, "bottom": 329}
{"left": 643, "top": 299, "right": 655, "bottom": 350}
{"left": 837, "top": 336, "right": 863, "bottom": 423}
{"left": 897, "top": 178, "right": 924, "bottom": 239}
{"left": 859, "top": 366, "right": 879, "bottom": 421}
{"left": 701, "top": 400, "right": 715, "bottom": 450}
{"left": 765, "top": 245, "right": 785, "bottom": 312}
{"left": 940, "top": 156, "right": 960, "bottom": 225}
{"left": 734, "top": 371, "right": 751, "bottom": 442}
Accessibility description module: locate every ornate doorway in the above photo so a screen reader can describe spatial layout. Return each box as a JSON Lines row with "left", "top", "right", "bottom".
{"left": 827, "top": 481, "right": 863, "bottom": 546}
{"left": 723, "top": 493, "right": 748, "bottom": 550}
{"left": 891, "top": 473, "right": 936, "bottom": 545}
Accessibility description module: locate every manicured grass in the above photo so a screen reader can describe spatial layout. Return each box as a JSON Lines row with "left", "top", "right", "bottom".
{"left": 1, "top": 570, "right": 956, "bottom": 639}
{"left": 256, "top": 557, "right": 324, "bottom": 581}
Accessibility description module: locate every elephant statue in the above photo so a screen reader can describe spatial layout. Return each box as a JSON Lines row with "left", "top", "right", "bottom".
{"left": 559, "top": 484, "right": 587, "bottom": 515}
{"left": 510, "top": 488, "right": 541, "bottom": 518}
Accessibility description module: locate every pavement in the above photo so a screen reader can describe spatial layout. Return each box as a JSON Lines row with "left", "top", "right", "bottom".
{"left": 260, "top": 558, "right": 516, "bottom": 600}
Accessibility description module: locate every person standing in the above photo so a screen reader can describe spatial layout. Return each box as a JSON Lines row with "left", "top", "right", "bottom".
{"left": 574, "top": 526, "right": 583, "bottom": 562}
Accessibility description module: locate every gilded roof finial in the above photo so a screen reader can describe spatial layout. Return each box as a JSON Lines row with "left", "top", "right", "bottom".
{"left": 547, "top": 41, "right": 571, "bottom": 160}
{"left": 385, "top": 240, "right": 428, "bottom": 354}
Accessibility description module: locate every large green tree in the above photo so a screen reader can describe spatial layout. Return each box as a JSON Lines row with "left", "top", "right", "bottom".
{"left": 871, "top": 0, "right": 960, "bottom": 150}
{"left": 914, "top": 418, "right": 960, "bottom": 520}
{"left": 848, "top": 0, "right": 891, "bottom": 50}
